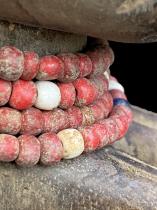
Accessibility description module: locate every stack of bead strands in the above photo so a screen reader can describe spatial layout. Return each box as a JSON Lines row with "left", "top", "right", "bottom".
{"left": 0, "top": 45, "right": 132, "bottom": 166}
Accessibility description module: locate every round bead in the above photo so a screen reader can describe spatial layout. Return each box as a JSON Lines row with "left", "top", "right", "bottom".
{"left": 73, "top": 78, "right": 97, "bottom": 106}
{"left": 36, "top": 55, "right": 64, "bottom": 80}
{"left": 20, "top": 107, "right": 44, "bottom": 135}
{"left": 38, "top": 133, "right": 63, "bottom": 165}
{"left": 89, "top": 100, "right": 106, "bottom": 121}
{"left": 0, "top": 134, "right": 19, "bottom": 162}
{"left": 58, "top": 82, "right": 76, "bottom": 109}
{"left": 57, "top": 129, "right": 84, "bottom": 159}
{"left": 58, "top": 53, "right": 79, "bottom": 82}
{"left": 67, "top": 106, "right": 83, "bottom": 128}
{"left": 21, "top": 51, "right": 39, "bottom": 80}
{"left": 109, "top": 80, "right": 124, "bottom": 92}
{"left": 79, "top": 125, "right": 101, "bottom": 152}
{"left": 43, "top": 108, "right": 69, "bottom": 133}
{"left": 0, "top": 46, "right": 24, "bottom": 81}
{"left": 16, "top": 135, "right": 40, "bottom": 167}
{"left": 9, "top": 80, "right": 37, "bottom": 110}
{"left": 77, "top": 53, "right": 92, "bottom": 77}
{"left": 35, "top": 81, "right": 61, "bottom": 110}
{"left": 80, "top": 106, "right": 95, "bottom": 126}
{"left": 0, "top": 107, "right": 21, "bottom": 135}
{"left": 0, "top": 79, "right": 12, "bottom": 106}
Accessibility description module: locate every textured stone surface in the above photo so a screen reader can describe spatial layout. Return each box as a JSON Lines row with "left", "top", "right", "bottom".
{"left": 0, "top": 0, "right": 157, "bottom": 42}
{"left": 0, "top": 21, "right": 87, "bottom": 56}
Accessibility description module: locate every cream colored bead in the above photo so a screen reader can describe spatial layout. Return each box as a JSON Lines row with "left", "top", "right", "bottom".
{"left": 57, "top": 129, "right": 84, "bottom": 159}
{"left": 109, "top": 80, "right": 124, "bottom": 92}
{"left": 35, "top": 81, "right": 61, "bottom": 110}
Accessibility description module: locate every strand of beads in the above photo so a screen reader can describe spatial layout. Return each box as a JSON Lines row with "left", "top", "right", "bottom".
{"left": 0, "top": 44, "right": 132, "bottom": 167}
{"left": 0, "top": 76, "right": 132, "bottom": 167}
{"left": 0, "top": 45, "right": 114, "bottom": 82}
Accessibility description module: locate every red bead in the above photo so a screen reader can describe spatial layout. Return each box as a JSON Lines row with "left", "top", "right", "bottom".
{"left": 58, "top": 53, "right": 79, "bottom": 82}
{"left": 58, "top": 82, "right": 76, "bottom": 109}
{"left": 90, "top": 74, "right": 108, "bottom": 98}
{"left": 16, "top": 135, "right": 40, "bottom": 166}
{"left": 38, "top": 133, "right": 63, "bottom": 165}
{"left": 98, "top": 118, "right": 119, "bottom": 145}
{"left": 43, "top": 108, "right": 69, "bottom": 133}
{"left": 0, "top": 134, "right": 19, "bottom": 162}
{"left": 36, "top": 55, "right": 64, "bottom": 80}
{"left": 9, "top": 80, "right": 37, "bottom": 110}
{"left": 79, "top": 125, "right": 101, "bottom": 152}
{"left": 20, "top": 107, "right": 44, "bottom": 135}
{"left": 67, "top": 106, "right": 83, "bottom": 128}
{"left": 89, "top": 100, "right": 105, "bottom": 121}
{"left": 0, "top": 79, "right": 12, "bottom": 106}
{"left": 73, "top": 78, "right": 97, "bottom": 106}
{"left": 0, "top": 107, "right": 21, "bottom": 135}
{"left": 110, "top": 89, "right": 127, "bottom": 100}
{"left": 0, "top": 46, "right": 24, "bottom": 81}
{"left": 87, "top": 47, "right": 112, "bottom": 76}
{"left": 77, "top": 53, "right": 92, "bottom": 77}
{"left": 21, "top": 51, "right": 39, "bottom": 80}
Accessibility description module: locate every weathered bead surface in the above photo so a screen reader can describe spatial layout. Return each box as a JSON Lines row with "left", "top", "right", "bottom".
{"left": 0, "top": 46, "right": 24, "bottom": 81}
{"left": 39, "top": 133, "right": 63, "bottom": 165}
{"left": 77, "top": 53, "right": 92, "bottom": 77}
{"left": 0, "top": 79, "right": 12, "bottom": 106}
{"left": 16, "top": 135, "right": 40, "bottom": 167}
{"left": 0, "top": 134, "right": 19, "bottom": 162}
{"left": 35, "top": 81, "right": 61, "bottom": 110}
{"left": 57, "top": 129, "right": 84, "bottom": 159}
{"left": 21, "top": 51, "right": 39, "bottom": 80}
{"left": 58, "top": 82, "right": 76, "bottom": 109}
{"left": 20, "top": 107, "right": 44, "bottom": 135}
{"left": 0, "top": 107, "right": 21, "bottom": 135}
{"left": 36, "top": 55, "right": 64, "bottom": 80}
{"left": 58, "top": 53, "right": 80, "bottom": 82}
{"left": 9, "top": 80, "right": 37, "bottom": 110}
{"left": 67, "top": 106, "right": 83, "bottom": 128}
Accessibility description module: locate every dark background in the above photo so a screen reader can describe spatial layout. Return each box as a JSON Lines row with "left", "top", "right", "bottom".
{"left": 109, "top": 42, "right": 157, "bottom": 112}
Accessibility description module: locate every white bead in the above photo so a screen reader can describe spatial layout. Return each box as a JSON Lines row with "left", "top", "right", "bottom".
{"left": 57, "top": 129, "right": 84, "bottom": 159}
{"left": 109, "top": 80, "right": 124, "bottom": 92}
{"left": 35, "top": 81, "right": 61, "bottom": 110}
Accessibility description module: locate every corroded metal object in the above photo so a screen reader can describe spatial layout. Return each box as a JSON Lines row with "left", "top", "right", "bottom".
{"left": 0, "top": 0, "right": 157, "bottom": 43}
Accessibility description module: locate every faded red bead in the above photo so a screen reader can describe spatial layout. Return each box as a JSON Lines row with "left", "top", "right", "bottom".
{"left": 0, "top": 46, "right": 24, "bottom": 81}
{"left": 0, "top": 79, "right": 12, "bottom": 106}
{"left": 21, "top": 51, "right": 39, "bottom": 80}
{"left": 9, "top": 80, "right": 37, "bottom": 110}
{"left": 20, "top": 107, "right": 44, "bottom": 135}
{"left": 0, "top": 134, "right": 19, "bottom": 162}
{"left": 43, "top": 108, "right": 69, "bottom": 133}
{"left": 39, "top": 133, "right": 63, "bottom": 165}
{"left": 16, "top": 135, "right": 40, "bottom": 166}
{"left": 58, "top": 82, "right": 76, "bottom": 109}
{"left": 79, "top": 125, "right": 100, "bottom": 152}
{"left": 67, "top": 106, "right": 83, "bottom": 128}
{"left": 77, "top": 53, "right": 92, "bottom": 77}
{"left": 58, "top": 53, "right": 79, "bottom": 82}
{"left": 0, "top": 107, "right": 21, "bottom": 135}
{"left": 36, "top": 55, "right": 64, "bottom": 80}
{"left": 80, "top": 106, "right": 95, "bottom": 126}
{"left": 73, "top": 78, "right": 97, "bottom": 106}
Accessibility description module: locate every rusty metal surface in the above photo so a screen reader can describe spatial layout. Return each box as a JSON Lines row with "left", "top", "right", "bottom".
{"left": 0, "top": 0, "right": 157, "bottom": 43}
{"left": 0, "top": 106, "right": 157, "bottom": 209}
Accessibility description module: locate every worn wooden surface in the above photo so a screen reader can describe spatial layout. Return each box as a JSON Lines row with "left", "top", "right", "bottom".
{"left": 0, "top": 106, "right": 157, "bottom": 210}
{"left": 0, "top": 0, "right": 157, "bottom": 43}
